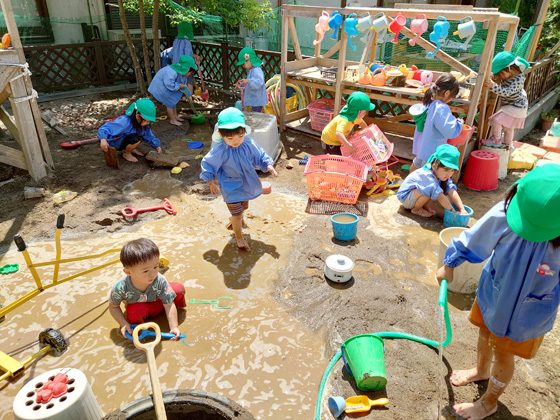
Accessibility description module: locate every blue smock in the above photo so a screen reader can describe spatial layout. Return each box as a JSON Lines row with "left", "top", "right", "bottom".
{"left": 396, "top": 167, "right": 456, "bottom": 203}
{"left": 160, "top": 47, "right": 173, "bottom": 68}
{"left": 97, "top": 115, "right": 160, "bottom": 150}
{"left": 413, "top": 100, "right": 462, "bottom": 161}
{"left": 244, "top": 66, "right": 268, "bottom": 107}
{"left": 148, "top": 66, "right": 183, "bottom": 109}
{"left": 171, "top": 39, "right": 194, "bottom": 86}
{"left": 444, "top": 202, "right": 560, "bottom": 342}
{"left": 200, "top": 136, "right": 273, "bottom": 203}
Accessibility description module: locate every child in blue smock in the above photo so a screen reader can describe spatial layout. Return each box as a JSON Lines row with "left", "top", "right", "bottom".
{"left": 171, "top": 21, "right": 200, "bottom": 95}
{"left": 148, "top": 55, "right": 197, "bottom": 127}
{"left": 410, "top": 73, "right": 463, "bottom": 172}
{"left": 98, "top": 99, "right": 161, "bottom": 163}
{"left": 200, "top": 108, "right": 278, "bottom": 250}
{"left": 397, "top": 144, "right": 467, "bottom": 218}
{"left": 237, "top": 47, "right": 268, "bottom": 113}
{"left": 437, "top": 164, "right": 560, "bottom": 420}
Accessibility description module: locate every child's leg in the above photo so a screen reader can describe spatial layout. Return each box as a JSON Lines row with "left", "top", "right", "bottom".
{"left": 501, "top": 126, "right": 515, "bottom": 148}
{"left": 119, "top": 134, "right": 142, "bottom": 162}
{"left": 450, "top": 327, "right": 493, "bottom": 386}
{"left": 227, "top": 202, "right": 250, "bottom": 249}
{"left": 482, "top": 119, "right": 503, "bottom": 146}
{"left": 411, "top": 190, "right": 435, "bottom": 217}
{"left": 167, "top": 106, "right": 182, "bottom": 126}
{"left": 169, "top": 282, "right": 186, "bottom": 308}
{"left": 126, "top": 301, "right": 164, "bottom": 324}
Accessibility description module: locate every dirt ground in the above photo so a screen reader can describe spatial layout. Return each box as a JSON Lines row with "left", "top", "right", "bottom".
{"left": 0, "top": 92, "right": 559, "bottom": 420}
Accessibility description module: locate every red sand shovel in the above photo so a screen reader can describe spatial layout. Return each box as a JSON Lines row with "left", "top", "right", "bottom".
{"left": 60, "top": 138, "right": 98, "bottom": 149}
{"left": 195, "top": 58, "right": 209, "bottom": 101}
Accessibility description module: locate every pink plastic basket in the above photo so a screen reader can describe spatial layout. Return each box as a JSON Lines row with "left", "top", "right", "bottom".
{"left": 341, "top": 124, "right": 394, "bottom": 167}
{"left": 304, "top": 155, "right": 368, "bottom": 204}
{"left": 307, "top": 98, "right": 346, "bottom": 132}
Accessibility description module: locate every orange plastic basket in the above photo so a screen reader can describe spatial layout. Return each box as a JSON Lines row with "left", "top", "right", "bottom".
{"left": 341, "top": 124, "right": 394, "bottom": 166}
{"left": 304, "top": 155, "right": 368, "bottom": 204}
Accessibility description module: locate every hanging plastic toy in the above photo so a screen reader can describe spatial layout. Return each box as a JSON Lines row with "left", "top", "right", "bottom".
{"left": 344, "top": 13, "right": 359, "bottom": 50}
{"left": 329, "top": 11, "right": 343, "bottom": 40}
{"left": 453, "top": 16, "right": 476, "bottom": 52}
{"left": 372, "top": 12, "right": 389, "bottom": 44}
{"left": 409, "top": 14, "right": 428, "bottom": 46}
{"left": 313, "top": 11, "right": 331, "bottom": 45}
{"left": 388, "top": 13, "right": 406, "bottom": 44}
{"left": 357, "top": 12, "right": 374, "bottom": 43}
{"left": 428, "top": 16, "right": 450, "bottom": 57}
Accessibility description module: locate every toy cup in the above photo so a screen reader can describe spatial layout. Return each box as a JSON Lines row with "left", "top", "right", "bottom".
{"left": 421, "top": 70, "right": 433, "bottom": 85}
{"left": 453, "top": 16, "right": 476, "bottom": 52}
{"left": 358, "top": 12, "right": 374, "bottom": 43}
{"left": 428, "top": 16, "right": 450, "bottom": 57}
{"left": 388, "top": 13, "right": 406, "bottom": 44}
{"left": 409, "top": 13, "right": 428, "bottom": 46}
{"left": 329, "top": 11, "right": 343, "bottom": 40}
{"left": 313, "top": 10, "right": 331, "bottom": 45}
{"left": 372, "top": 12, "right": 389, "bottom": 43}
{"left": 344, "top": 13, "right": 360, "bottom": 50}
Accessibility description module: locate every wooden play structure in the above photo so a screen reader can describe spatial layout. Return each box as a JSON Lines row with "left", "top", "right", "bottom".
{"left": 0, "top": 0, "right": 53, "bottom": 180}
{"left": 279, "top": 4, "right": 519, "bottom": 169}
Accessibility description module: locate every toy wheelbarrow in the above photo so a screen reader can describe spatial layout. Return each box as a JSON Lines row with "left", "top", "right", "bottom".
{"left": 189, "top": 297, "right": 232, "bottom": 309}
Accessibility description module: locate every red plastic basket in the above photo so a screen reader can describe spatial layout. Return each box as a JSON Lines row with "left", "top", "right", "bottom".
{"left": 304, "top": 155, "right": 368, "bottom": 204}
{"left": 307, "top": 98, "right": 346, "bottom": 132}
{"left": 341, "top": 124, "right": 394, "bottom": 167}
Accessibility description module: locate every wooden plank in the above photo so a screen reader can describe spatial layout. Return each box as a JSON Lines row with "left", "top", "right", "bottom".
{"left": 286, "top": 57, "right": 318, "bottom": 72}
{"left": 503, "top": 22, "right": 518, "bottom": 51}
{"left": 0, "top": 105, "right": 20, "bottom": 145}
{"left": 395, "top": 3, "right": 474, "bottom": 11}
{"left": 285, "top": 108, "right": 309, "bottom": 123}
{"left": 320, "top": 41, "right": 342, "bottom": 59}
{"left": 288, "top": 16, "right": 303, "bottom": 60}
{"left": 316, "top": 57, "right": 340, "bottom": 67}
{"left": 30, "top": 99, "right": 54, "bottom": 169}
{"left": 279, "top": 8, "right": 290, "bottom": 131}
{"left": 0, "top": 143, "right": 27, "bottom": 170}
{"left": 375, "top": 120, "right": 415, "bottom": 136}
{"left": 334, "top": 25, "right": 348, "bottom": 114}
{"left": 527, "top": 0, "right": 551, "bottom": 61}
{"left": 0, "top": 67, "right": 18, "bottom": 96}
{"left": 370, "top": 31, "right": 379, "bottom": 63}
{"left": 0, "top": 0, "right": 26, "bottom": 63}
{"left": 286, "top": 77, "right": 336, "bottom": 92}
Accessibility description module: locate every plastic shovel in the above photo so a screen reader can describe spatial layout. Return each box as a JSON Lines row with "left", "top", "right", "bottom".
{"left": 195, "top": 58, "right": 209, "bottom": 101}
{"left": 344, "top": 396, "right": 389, "bottom": 413}
{"left": 60, "top": 138, "right": 98, "bottom": 149}
{"left": 182, "top": 89, "right": 206, "bottom": 124}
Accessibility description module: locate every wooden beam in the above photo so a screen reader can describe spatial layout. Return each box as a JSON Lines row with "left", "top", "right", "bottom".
{"left": 0, "top": 105, "right": 20, "bottom": 145}
{"left": 288, "top": 16, "right": 303, "bottom": 60}
{"left": 30, "top": 99, "right": 54, "bottom": 169}
{"left": 320, "top": 41, "right": 342, "bottom": 59}
{"left": 528, "top": 0, "right": 551, "bottom": 61}
{"left": 0, "top": 0, "right": 26, "bottom": 63}
{"left": 0, "top": 67, "right": 19, "bottom": 97}
{"left": 0, "top": 143, "right": 27, "bottom": 170}
{"left": 279, "top": 8, "right": 289, "bottom": 131}
{"left": 334, "top": 25, "right": 348, "bottom": 114}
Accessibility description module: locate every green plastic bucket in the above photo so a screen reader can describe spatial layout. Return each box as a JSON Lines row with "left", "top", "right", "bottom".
{"left": 341, "top": 334, "right": 387, "bottom": 391}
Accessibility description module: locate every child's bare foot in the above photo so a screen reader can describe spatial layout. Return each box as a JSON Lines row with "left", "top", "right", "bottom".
{"left": 170, "top": 120, "right": 182, "bottom": 127}
{"left": 411, "top": 207, "right": 434, "bottom": 218}
{"left": 422, "top": 205, "right": 436, "bottom": 216}
{"left": 122, "top": 152, "right": 138, "bottom": 162}
{"left": 453, "top": 397, "right": 497, "bottom": 420}
{"left": 131, "top": 149, "right": 144, "bottom": 156}
{"left": 450, "top": 368, "right": 490, "bottom": 386}
{"left": 177, "top": 115, "right": 185, "bottom": 122}
{"left": 235, "top": 236, "right": 250, "bottom": 250}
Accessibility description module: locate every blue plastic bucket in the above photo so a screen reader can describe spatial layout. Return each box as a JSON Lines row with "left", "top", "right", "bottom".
{"left": 331, "top": 213, "right": 359, "bottom": 241}
{"left": 443, "top": 204, "right": 473, "bottom": 228}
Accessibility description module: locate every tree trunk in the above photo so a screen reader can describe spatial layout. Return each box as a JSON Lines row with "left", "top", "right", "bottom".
{"left": 152, "top": 0, "right": 161, "bottom": 74}
{"left": 138, "top": 0, "right": 152, "bottom": 86}
{"left": 117, "top": 0, "right": 147, "bottom": 94}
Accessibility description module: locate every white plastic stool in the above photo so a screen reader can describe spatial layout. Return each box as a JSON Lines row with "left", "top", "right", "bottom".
{"left": 481, "top": 145, "right": 509, "bottom": 179}
{"left": 13, "top": 368, "right": 103, "bottom": 420}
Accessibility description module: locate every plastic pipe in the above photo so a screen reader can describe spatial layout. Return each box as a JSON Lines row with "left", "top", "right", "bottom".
{"left": 314, "top": 280, "right": 451, "bottom": 420}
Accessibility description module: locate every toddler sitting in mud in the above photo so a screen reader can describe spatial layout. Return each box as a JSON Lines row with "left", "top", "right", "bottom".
{"left": 200, "top": 107, "right": 278, "bottom": 250}
{"left": 108, "top": 238, "right": 185, "bottom": 339}
{"left": 397, "top": 144, "right": 468, "bottom": 218}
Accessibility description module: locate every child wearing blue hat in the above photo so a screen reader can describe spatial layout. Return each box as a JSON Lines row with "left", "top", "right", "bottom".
{"left": 200, "top": 108, "right": 278, "bottom": 250}
{"left": 397, "top": 144, "right": 468, "bottom": 218}
{"left": 237, "top": 47, "right": 268, "bottom": 113}
{"left": 437, "top": 164, "right": 560, "bottom": 420}
{"left": 148, "top": 55, "right": 197, "bottom": 126}
{"left": 98, "top": 99, "right": 161, "bottom": 162}
{"left": 482, "top": 51, "right": 530, "bottom": 149}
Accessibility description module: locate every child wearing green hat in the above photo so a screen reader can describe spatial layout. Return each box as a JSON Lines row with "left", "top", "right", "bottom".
{"left": 320, "top": 92, "right": 375, "bottom": 155}
{"left": 98, "top": 99, "right": 162, "bottom": 162}
{"left": 482, "top": 51, "right": 530, "bottom": 148}
{"left": 200, "top": 107, "right": 278, "bottom": 250}
{"left": 237, "top": 47, "right": 268, "bottom": 113}
{"left": 437, "top": 164, "right": 560, "bottom": 420}
{"left": 172, "top": 21, "right": 201, "bottom": 96}
{"left": 397, "top": 144, "right": 468, "bottom": 218}
{"left": 148, "top": 55, "right": 197, "bottom": 126}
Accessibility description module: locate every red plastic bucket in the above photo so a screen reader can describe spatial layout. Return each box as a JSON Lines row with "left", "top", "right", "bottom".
{"left": 462, "top": 150, "right": 499, "bottom": 191}
{"left": 448, "top": 125, "right": 475, "bottom": 146}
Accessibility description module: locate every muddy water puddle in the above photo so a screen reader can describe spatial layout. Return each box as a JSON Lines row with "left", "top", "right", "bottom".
{"left": 0, "top": 192, "right": 326, "bottom": 419}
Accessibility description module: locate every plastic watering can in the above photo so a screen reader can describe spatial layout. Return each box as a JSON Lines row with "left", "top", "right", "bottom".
{"left": 371, "top": 68, "right": 388, "bottom": 86}
{"left": 372, "top": 12, "right": 389, "bottom": 44}
{"left": 313, "top": 11, "right": 331, "bottom": 45}
{"left": 329, "top": 11, "right": 343, "bottom": 40}
{"left": 344, "top": 13, "right": 359, "bottom": 50}
{"left": 409, "top": 13, "right": 428, "bottom": 46}
{"left": 428, "top": 16, "right": 450, "bottom": 57}
{"left": 357, "top": 12, "right": 374, "bottom": 43}
{"left": 358, "top": 70, "right": 372, "bottom": 85}
{"left": 388, "top": 13, "right": 406, "bottom": 44}
{"left": 453, "top": 16, "right": 476, "bottom": 51}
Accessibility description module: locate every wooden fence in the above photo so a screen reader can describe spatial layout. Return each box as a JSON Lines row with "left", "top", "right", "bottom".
{"left": 524, "top": 57, "right": 559, "bottom": 107}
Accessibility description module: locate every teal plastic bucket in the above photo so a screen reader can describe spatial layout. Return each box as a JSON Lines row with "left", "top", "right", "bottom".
{"left": 443, "top": 204, "right": 473, "bottom": 228}
{"left": 341, "top": 334, "right": 387, "bottom": 391}
{"left": 331, "top": 213, "right": 359, "bottom": 241}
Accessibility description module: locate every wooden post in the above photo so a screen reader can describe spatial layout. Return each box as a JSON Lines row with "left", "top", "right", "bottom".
{"left": 221, "top": 42, "right": 230, "bottom": 90}
{"left": 334, "top": 28, "right": 348, "bottom": 114}
{"left": 93, "top": 39, "right": 108, "bottom": 85}
{"left": 279, "top": 8, "right": 289, "bottom": 131}
{"left": 527, "top": 0, "right": 551, "bottom": 62}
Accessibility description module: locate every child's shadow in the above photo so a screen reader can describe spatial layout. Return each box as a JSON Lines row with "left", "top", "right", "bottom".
{"left": 203, "top": 237, "right": 280, "bottom": 289}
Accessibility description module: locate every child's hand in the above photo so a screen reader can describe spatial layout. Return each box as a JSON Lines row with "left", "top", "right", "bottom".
{"left": 100, "top": 138, "right": 109, "bottom": 152}
{"left": 345, "top": 144, "right": 356, "bottom": 154}
{"left": 156, "top": 146, "right": 162, "bottom": 154}
{"left": 436, "top": 265, "right": 454, "bottom": 283}
{"left": 179, "top": 83, "right": 186, "bottom": 90}
{"left": 483, "top": 79, "right": 493, "bottom": 89}
{"left": 208, "top": 179, "right": 220, "bottom": 194}
{"left": 267, "top": 165, "right": 279, "bottom": 177}
{"left": 193, "top": 54, "right": 201, "bottom": 62}
{"left": 120, "top": 323, "right": 132, "bottom": 338}
{"left": 241, "top": 79, "right": 249, "bottom": 86}
{"left": 169, "top": 326, "right": 181, "bottom": 341}
{"left": 459, "top": 208, "right": 469, "bottom": 215}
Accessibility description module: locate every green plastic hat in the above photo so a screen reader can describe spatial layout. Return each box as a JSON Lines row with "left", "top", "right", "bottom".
{"left": 218, "top": 107, "right": 246, "bottom": 129}
{"left": 492, "top": 51, "right": 530, "bottom": 74}
{"left": 424, "top": 144, "right": 460, "bottom": 171}
{"left": 170, "top": 55, "right": 197, "bottom": 75}
{"left": 177, "top": 21, "right": 194, "bottom": 40}
{"left": 237, "top": 47, "right": 263, "bottom": 67}
{"left": 410, "top": 103, "right": 428, "bottom": 132}
{"left": 506, "top": 165, "right": 560, "bottom": 242}
{"left": 338, "top": 92, "right": 375, "bottom": 122}
{"left": 126, "top": 98, "right": 156, "bottom": 122}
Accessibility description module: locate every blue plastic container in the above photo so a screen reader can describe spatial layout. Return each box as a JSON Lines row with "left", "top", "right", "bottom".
{"left": 443, "top": 204, "right": 473, "bottom": 228}
{"left": 331, "top": 213, "right": 359, "bottom": 241}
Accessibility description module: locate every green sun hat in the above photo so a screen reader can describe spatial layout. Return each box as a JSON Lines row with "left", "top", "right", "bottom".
{"left": 423, "top": 144, "right": 460, "bottom": 171}
{"left": 218, "top": 107, "right": 246, "bottom": 129}
{"left": 492, "top": 51, "right": 530, "bottom": 74}
{"left": 177, "top": 21, "right": 194, "bottom": 40}
{"left": 338, "top": 92, "right": 375, "bottom": 122}
{"left": 506, "top": 165, "right": 560, "bottom": 242}
{"left": 409, "top": 103, "right": 428, "bottom": 132}
{"left": 126, "top": 98, "right": 156, "bottom": 122}
{"left": 170, "top": 55, "right": 197, "bottom": 75}
{"left": 237, "top": 47, "right": 263, "bottom": 67}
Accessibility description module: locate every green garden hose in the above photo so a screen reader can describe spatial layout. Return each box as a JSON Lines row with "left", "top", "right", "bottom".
{"left": 314, "top": 279, "right": 451, "bottom": 420}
